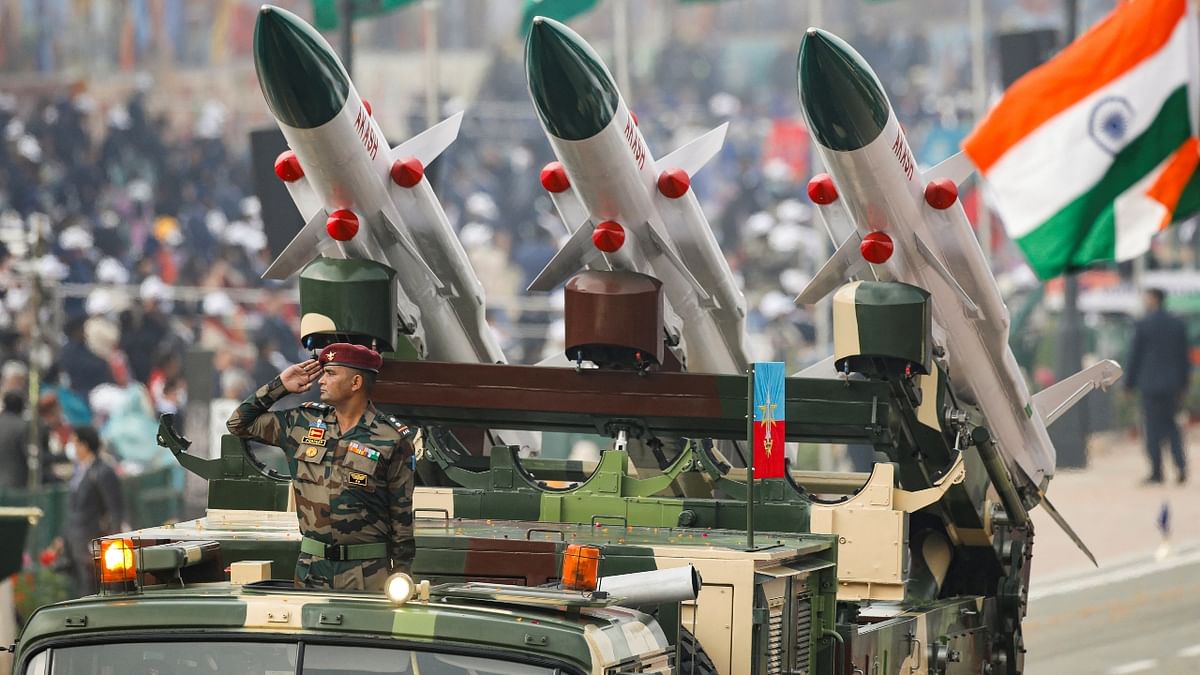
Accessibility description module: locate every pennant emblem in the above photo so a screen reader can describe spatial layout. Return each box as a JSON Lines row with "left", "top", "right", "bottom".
{"left": 752, "top": 362, "right": 786, "bottom": 479}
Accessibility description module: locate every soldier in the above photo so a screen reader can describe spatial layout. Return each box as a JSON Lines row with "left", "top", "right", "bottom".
{"left": 227, "top": 342, "right": 415, "bottom": 591}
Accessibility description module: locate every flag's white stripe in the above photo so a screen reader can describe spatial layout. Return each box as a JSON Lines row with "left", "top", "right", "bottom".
{"left": 1113, "top": 156, "right": 1172, "bottom": 260}
{"left": 985, "top": 14, "right": 1192, "bottom": 238}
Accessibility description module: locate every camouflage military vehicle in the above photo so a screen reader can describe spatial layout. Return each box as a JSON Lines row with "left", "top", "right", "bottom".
{"left": 9, "top": 259, "right": 1080, "bottom": 675}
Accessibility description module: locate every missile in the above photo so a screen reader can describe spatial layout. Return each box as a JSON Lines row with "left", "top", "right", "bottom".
{"left": 254, "top": 5, "right": 504, "bottom": 364}
{"left": 524, "top": 17, "right": 748, "bottom": 375}
{"left": 793, "top": 29, "right": 1123, "bottom": 504}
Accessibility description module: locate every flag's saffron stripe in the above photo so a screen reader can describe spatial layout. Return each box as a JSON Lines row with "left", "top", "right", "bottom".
{"left": 964, "top": 0, "right": 1186, "bottom": 172}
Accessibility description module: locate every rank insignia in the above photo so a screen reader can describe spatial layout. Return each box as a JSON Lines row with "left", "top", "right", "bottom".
{"left": 303, "top": 426, "right": 327, "bottom": 447}
{"left": 305, "top": 447, "right": 318, "bottom": 458}
{"left": 347, "top": 471, "right": 368, "bottom": 487}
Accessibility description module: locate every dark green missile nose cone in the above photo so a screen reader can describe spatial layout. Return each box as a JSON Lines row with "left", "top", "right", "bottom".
{"left": 798, "top": 28, "right": 890, "bottom": 151}
{"left": 526, "top": 16, "right": 619, "bottom": 141}
{"left": 255, "top": 5, "right": 349, "bottom": 129}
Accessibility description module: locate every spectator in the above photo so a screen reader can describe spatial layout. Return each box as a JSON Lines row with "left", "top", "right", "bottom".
{"left": 0, "top": 391, "right": 28, "bottom": 490}
{"left": 58, "top": 316, "right": 113, "bottom": 399}
{"left": 60, "top": 425, "right": 125, "bottom": 596}
{"left": 1126, "top": 288, "right": 1192, "bottom": 485}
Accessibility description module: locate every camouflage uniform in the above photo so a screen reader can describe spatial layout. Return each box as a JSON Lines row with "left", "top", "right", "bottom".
{"left": 227, "top": 376, "right": 415, "bottom": 591}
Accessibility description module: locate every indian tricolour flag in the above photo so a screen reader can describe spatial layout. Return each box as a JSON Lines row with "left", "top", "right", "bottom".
{"left": 964, "top": 0, "right": 1200, "bottom": 280}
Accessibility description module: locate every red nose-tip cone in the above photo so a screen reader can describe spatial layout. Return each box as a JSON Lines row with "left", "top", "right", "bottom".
{"left": 860, "top": 231, "right": 894, "bottom": 264}
{"left": 592, "top": 221, "right": 626, "bottom": 253}
{"left": 363, "top": 99, "right": 373, "bottom": 116}
{"left": 657, "top": 168, "right": 690, "bottom": 199}
{"left": 273, "top": 150, "right": 304, "bottom": 182}
{"left": 807, "top": 173, "right": 839, "bottom": 205}
{"left": 390, "top": 158, "right": 424, "bottom": 188}
{"left": 924, "top": 178, "right": 958, "bottom": 210}
{"left": 540, "top": 161, "right": 571, "bottom": 193}
{"left": 326, "top": 209, "right": 360, "bottom": 241}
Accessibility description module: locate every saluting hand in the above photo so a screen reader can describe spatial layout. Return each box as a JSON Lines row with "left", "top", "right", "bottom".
{"left": 281, "top": 359, "right": 321, "bottom": 394}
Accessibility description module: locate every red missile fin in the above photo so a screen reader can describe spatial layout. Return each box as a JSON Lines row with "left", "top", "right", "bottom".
{"left": 540, "top": 161, "right": 571, "bottom": 193}
{"left": 390, "top": 158, "right": 424, "bottom": 188}
{"left": 657, "top": 168, "right": 691, "bottom": 199}
{"left": 274, "top": 150, "right": 304, "bottom": 182}
{"left": 860, "top": 231, "right": 893, "bottom": 264}
{"left": 326, "top": 209, "right": 360, "bottom": 241}
{"left": 808, "top": 173, "right": 838, "bottom": 205}
{"left": 592, "top": 221, "right": 625, "bottom": 253}
{"left": 924, "top": 178, "right": 958, "bottom": 210}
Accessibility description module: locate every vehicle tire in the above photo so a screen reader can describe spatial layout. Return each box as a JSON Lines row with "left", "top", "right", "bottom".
{"left": 678, "top": 626, "right": 718, "bottom": 675}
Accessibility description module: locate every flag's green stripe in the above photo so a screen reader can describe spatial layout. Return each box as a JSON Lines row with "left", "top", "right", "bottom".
{"left": 1017, "top": 86, "right": 1192, "bottom": 279}
{"left": 1170, "top": 168, "right": 1200, "bottom": 223}
{"left": 312, "top": 0, "right": 415, "bottom": 31}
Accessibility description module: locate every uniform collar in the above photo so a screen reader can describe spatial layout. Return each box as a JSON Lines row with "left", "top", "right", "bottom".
{"left": 331, "top": 403, "right": 379, "bottom": 434}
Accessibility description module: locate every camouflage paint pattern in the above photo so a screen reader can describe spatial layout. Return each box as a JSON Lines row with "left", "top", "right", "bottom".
{"left": 227, "top": 377, "right": 416, "bottom": 591}
{"left": 847, "top": 595, "right": 1005, "bottom": 675}
{"left": 298, "top": 257, "right": 398, "bottom": 351}
{"left": 14, "top": 583, "right": 672, "bottom": 675}
{"left": 833, "top": 280, "right": 932, "bottom": 375}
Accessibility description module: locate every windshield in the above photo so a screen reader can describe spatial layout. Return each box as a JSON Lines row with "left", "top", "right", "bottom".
{"left": 25, "top": 641, "right": 562, "bottom": 675}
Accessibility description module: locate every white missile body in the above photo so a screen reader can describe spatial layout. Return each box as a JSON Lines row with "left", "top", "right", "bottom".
{"left": 526, "top": 17, "right": 748, "bottom": 375}
{"left": 796, "top": 29, "right": 1122, "bottom": 494}
{"left": 256, "top": 5, "right": 504, "bottom": 364}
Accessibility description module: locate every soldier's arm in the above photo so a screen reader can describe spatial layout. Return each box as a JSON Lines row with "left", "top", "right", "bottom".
{"left": 225, "top": 376, "right": 295, "bottom": 448}
{"left": 227, "top": 360, "right": 321, "bottom": 447}
{"left": 386, "top": 432, "right": 417, "bottom": 573}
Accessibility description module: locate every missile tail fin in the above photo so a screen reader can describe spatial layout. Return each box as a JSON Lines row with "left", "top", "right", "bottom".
{"left": 547, "top": 187, "right": 588, "bottom": 237}
{"left": 656, "top": 122, "right": 729, "bottom": 176}
{"left": 922, "top": 151, "right": 975, "bottom": 187}
{"left": 390, "top": 111, "right": 464, "bottom": 167}
{"left": 282, "top": 173, "right": 325, "bottom": 224}
{"left": 262, "top": 210, "right": 328, "bottom": 280}
{"left": 913, "top": 234, "right": 983, "bottom": 319}
{"left": 644, "top": 221, "right": 715, "bottom": 307}
{"left": 795, "top": 232, "right": 867, "bottom": 305}
{"left": 1038, "top": 489, "right": 1099, "bottom": 567}
{"left": 527, "top": 219, "right": 602, "bottom": 292}
{"left": 793, "top": 354, "right": 838, "bottom": 379}
{"left": 1032, "top": 359, "right": 1124, "bottom": 426}
{"left": 377, "top": 211, "right": 448, "bottom": 294}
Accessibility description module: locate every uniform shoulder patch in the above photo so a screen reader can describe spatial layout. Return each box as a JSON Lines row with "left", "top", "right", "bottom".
{"left": 384, "top": 414, "right": 415, "bottom": 439}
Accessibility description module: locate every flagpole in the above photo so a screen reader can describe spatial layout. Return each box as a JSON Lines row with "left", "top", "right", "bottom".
{"left": 746, "top": 364, "right": 756, "bottom": 549}
{"left": 340, "top": 0, "right": 355, "bottom": 78}
{"left": 1053, "top": 0, "right": 1089, "bottom": 469}
{"left": 424, "top": 0, "right": 441, "bottom": 127}
{"left": 970, "top": 0, "right": 992, "bottom": 265}
{"left": 612, "top": 0, "right": 631, "bottom": 97}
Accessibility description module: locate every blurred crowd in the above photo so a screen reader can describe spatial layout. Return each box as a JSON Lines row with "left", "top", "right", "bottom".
{"left": 0, "top": 85, "right": 303, "bottom": 483}
{"left": 0, "top": 2, "right": 1058, "bottom": 482}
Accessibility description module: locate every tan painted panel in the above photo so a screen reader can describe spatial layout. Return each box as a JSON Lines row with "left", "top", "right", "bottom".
{"left": 915, "top": 367, "right": 941, "bottom": 430}
{"left": 300, "top": 312, "right": 338, "bottom": 336}
{"left": 833, "top": 281, "right": 864, "bottom": 361}
{"left": 682, "top": 584, "right": 734, "bottom": 675}
{"left": 413, "top": 487, "right": 457, "bottom": 518}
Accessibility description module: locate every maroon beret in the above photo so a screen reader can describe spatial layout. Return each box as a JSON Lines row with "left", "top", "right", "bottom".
{"left": 318, "top": 343, "right": 383, "bottom": 373}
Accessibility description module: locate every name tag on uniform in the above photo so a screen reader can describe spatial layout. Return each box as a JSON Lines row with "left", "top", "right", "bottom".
{"left": 347, "top": 471, "right": 369, "bottom": 487}
{"left": 303, "top": 425, "right": 327, "bottom": 447}
{"left": 347, "top": 441, "right": 380, "bottom": 461}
